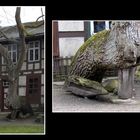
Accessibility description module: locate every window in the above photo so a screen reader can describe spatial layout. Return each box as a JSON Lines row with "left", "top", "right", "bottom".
{"left": 3, "top": 80, "right": 9, "bottom": 87}
{"left": 90, "top": 21, "right": 112, "bottom": 35}
{"left": 28, "top": 77, "right": 39, "bottom": 94}
{"left": 109, "top": 21, "right": 112, "bottom": 29}
{"left": 2, "top": 44, "right": 17, "bottom": 64}
{"left": 28, "top": 41, "right": 40, "bottom": 62}
{"left": 94, "top": 22, "right": 105, "bottom": 33}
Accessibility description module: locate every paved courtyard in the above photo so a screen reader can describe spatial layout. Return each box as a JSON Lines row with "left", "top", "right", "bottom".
{"left": 52, "top": 81, "right": 140, "bottom": 112}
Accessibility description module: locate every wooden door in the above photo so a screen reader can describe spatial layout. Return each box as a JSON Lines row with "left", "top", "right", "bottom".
{"left": 26, "top": 74, "right": 41, "bottom": 104}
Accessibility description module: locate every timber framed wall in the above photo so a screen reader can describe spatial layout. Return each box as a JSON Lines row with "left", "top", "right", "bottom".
{"left": 53, "top": 21, "right": 90, "bottom": 58}
{"left": 0, "top": 36, "right": 44, "bottom": 110}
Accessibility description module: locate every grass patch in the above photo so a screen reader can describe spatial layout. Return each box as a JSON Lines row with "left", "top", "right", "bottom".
{"left": 0, "top": 125, "right": 44, "bottom": 133}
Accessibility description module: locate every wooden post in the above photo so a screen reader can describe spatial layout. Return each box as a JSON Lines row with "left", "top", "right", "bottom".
{"left": 118, "top": 68, "right": 135, "bottom": 99}
{"left": 130, "top": 67, "right": 136, "bottom": 97}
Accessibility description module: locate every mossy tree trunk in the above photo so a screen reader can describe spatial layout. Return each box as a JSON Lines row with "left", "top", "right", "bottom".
{"left": 66, "top": 22, "right": 140, "bottom": 100}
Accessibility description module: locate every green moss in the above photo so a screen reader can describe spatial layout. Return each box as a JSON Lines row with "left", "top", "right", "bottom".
{"left": 102, "top": 79, "right": 118, "bottom": 93}
{"left": 68, "top": 75, "right": 108, "bottom": 94}
{"left": 70, "top": 29, "right": 110, "bottom": 68}
{"left": 135, "top": 66, "right": 140, "bottom": 78}
{"left": 135, "top": 71, "right": 140, "bottom": 77}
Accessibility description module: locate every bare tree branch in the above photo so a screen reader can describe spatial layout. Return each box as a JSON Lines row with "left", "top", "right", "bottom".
{"left": 0, "top": 30, "right": 19, "bottom": 43}
{"left": 0, "top": 30, "right": 9, "bottom": 39}
{"left": 14, "top": 7, "right": 27, "bottom": 79}
{"left": 24, "top": 20, "right": 44, "bottom": 28}
{"left": 41, "top": 7, "right": 44, "bottom": 21}
{"left": 0, "top": 44, "right": 13, "bottom": 66}
{"left": 36, "top": 15, "right": 44, "bottom": 22}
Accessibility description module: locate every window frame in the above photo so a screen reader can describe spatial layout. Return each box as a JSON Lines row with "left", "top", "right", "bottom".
{"left": 28, "top": 77, "right": 39, "bottom": 94}
{"left": 90, "top": 21, "right": 111, "bottom": 35}
{"left": 3, "top": 80, "right": 9, "bottom": 87}
{"left": 28, "top": 40, "right": 40, "bottom": 62}
{"left": 2, "top": 44, "right": 17, "bottom": 64}
{"left": 94, "top": 21, "right": 105, "bottom": 33}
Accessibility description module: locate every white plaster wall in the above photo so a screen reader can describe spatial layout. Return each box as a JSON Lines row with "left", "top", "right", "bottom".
{"left": 28, "top": 64, "right": 33, "bottom": 70}
{"left": 59, "top": 37, "right": 84, "bottom": 57}
{"left": 18, "top": 87, "right": 26, "bottom": 96}
{"left": 4, "top": 93, "right": 7, "bottom": 98}
{"left": 35, "top": 63, "right": 40, "bottom": 69}
{"left": 2, "top": 66, "right": 6, "bottom": 72}
{"left": 4, "top": 105, "right": 8, "bottom": 109}
{"left": 41, "top": 49, "right": 44, "bottom": 59}
{"left": 41, "top": 96, "right": 44, "bottom": 104}
{"left": 41, "top": 60, "right": 44, "bottom": 69}
{"left": 2, "top": 73, "right": 8, "bottom": 76}
{"left": 34, "top": 71, "right": 42, "bottom": 73}
{"left": 41, "top": 86, "right": 44, "bottom": 95}
{"left": 4, "top": 88, "right": 8, "bottom": 93}
{"left": 23, "top": 72, "right": 31, "bottom": 75}
{"left": 19, "top": 76, "right": 26, "bottom": 86}
{"left": 41, "top": 39, "right": 44, "bottom": 48}
{"left": 41, "top": 74, "right": 44, "bottom": 85}
{"left": 58, "top": 21, "right": 84, "bottom": 31}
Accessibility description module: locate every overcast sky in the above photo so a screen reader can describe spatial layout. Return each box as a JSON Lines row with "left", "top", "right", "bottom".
{"left": 0, "top": 6, "right": 45, "bottom": 27}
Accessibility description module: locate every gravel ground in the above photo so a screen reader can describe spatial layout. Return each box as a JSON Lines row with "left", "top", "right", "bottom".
{"left": 52, "top": 81, "right": 140, "bottom": 112}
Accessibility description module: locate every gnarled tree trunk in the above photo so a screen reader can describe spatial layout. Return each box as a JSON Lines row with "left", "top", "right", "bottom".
{"left": 0, "top": 7, "right": 27, "bottom": 119}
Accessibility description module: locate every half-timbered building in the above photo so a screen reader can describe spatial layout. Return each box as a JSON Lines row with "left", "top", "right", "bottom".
{"left": 0, "top": 20, "right": 44, "bottom": 111}
{"left": 53, "top": 20, "right": 111, "bottom": 58}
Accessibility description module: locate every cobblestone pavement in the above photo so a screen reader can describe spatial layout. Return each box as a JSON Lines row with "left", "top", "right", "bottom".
{"left": 52, "top": 81, "right": 140, "bottom": 112}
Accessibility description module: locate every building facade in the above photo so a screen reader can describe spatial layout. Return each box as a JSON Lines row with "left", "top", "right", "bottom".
{"left": 0, "top": 21, "right": 44, "bottom": 111}
{"left": 53, "top": 20, "right": 111, "bottom": 58}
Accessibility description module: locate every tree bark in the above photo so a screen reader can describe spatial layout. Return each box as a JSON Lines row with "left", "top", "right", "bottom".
{"left": 6, "top": 80, "right": 20, "bottom": 109}
{"left": 4, "top": 7, "right": 27, "bottom": 117}
{"left": 14, "top": 7, "right": 27, "bottom": 79}
{"left": 118, "top": 67, "right": 136, "bottom": 99}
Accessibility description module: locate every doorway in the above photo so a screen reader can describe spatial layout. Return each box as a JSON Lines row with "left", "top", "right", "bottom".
{"left": 26, "top": 74, "right": 41, "bottom": 104}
